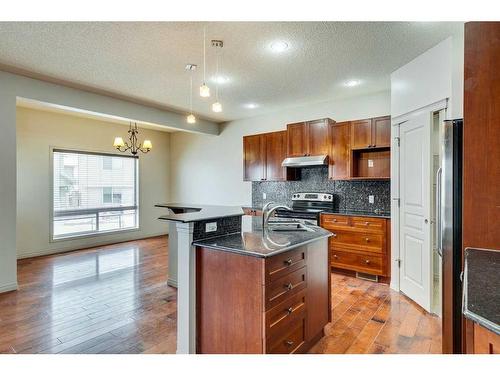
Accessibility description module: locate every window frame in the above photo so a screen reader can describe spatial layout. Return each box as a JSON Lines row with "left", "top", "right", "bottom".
{"left": 50, "top": 147, "right": 140, "bottom": 242}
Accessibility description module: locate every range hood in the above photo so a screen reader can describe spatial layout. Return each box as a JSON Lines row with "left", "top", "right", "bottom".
{"left": 281, "top": 155, "right": 328, "bottom": 168}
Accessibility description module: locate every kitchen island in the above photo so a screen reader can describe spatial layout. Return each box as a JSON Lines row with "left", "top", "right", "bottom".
{"left": 157, "top": 204, "right": 332, "bottom": 354}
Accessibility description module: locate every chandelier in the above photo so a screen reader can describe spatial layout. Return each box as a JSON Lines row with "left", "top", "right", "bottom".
{"left": 113, "top": 122, "right": 152, "bottom": 156}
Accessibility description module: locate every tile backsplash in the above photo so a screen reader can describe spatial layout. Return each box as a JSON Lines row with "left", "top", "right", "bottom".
{"left": 252, "top": 166, "right": 390, "bottom": 212}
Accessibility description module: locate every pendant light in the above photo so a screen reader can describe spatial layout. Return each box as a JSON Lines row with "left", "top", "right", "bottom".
{"left": 212, "top": 40, "right": 223, "bottom": 113}
{"left": 199, "top": 27, "right": 210, "bottom": 98}
{"left": 186, "top": 64, "right": 197, "bottom": 124}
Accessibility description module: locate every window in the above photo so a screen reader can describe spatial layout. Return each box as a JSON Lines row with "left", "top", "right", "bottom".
{"left": 52, "top": 149, "right": 138, "bottom": 240}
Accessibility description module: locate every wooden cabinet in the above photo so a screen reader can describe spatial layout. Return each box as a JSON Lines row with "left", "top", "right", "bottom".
{"left": 466, "top": 321, "right": 500, "bottom": 354}
{"left": 243, "top": 131, "right": 297, "bottom": 181}
{"left": 320, "top": 214, "right": 390, "bottom": 278}
{"left": 328, "top": 121, "right": 351, "bottom": 180}
{"left": 287, "top": 118, "right": 333, "bottom": 157}
{"left": 196, "top": 242, "right": 330, "bottom": 354}
{"left": 351, "top": 116, "right": 391, "bottom": 150}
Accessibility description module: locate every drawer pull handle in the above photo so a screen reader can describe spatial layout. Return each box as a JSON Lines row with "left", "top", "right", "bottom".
{"left": 284, "top": 283, "right": 293, "bottom": 290}
{"left": 286, "top": 307, "right": 293, "bottom": 315}
{"left": 365, "top": 260, "right": 371, "bottom": 264}
{"left": 333, "top": 218, "right": 337, "bottom": 222}
{"left": 332, "top": 233, "right": 337, "bottom": 238}
{"left": 284, "top": 259, "right": 293, "bottom": 266}
{"left": 285, "top": 340, "right": 294, "bottom": 347}
{"left": 365, "top": 237, "right": 370, "bottom": 242}
{"left": 365, "top": 222, "right": 370, "bottom": 226}
{"left": 333, "top": 254, "right": 338, "bottom": 259}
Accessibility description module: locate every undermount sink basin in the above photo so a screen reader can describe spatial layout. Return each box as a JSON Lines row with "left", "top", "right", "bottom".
{"left": 267, "top": 222, "right": 313, "bottom": 232}
{"left": 168, "top": 207, "right": 202, "bottom": 214}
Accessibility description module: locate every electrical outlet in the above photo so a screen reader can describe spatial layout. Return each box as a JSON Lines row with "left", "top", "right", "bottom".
{"left": 368, "top": 159, "right": 374, "bottom": 168}
{"left": 205, "top": 222, "right": 217, "bottom": 232}
{"left": 369, "top": 195, "right": 375, "bottom": 204}
{"left": 263, "top": 192, "right": 267, "bottom": 200}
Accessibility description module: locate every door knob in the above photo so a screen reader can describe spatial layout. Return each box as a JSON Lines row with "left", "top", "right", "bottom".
{"left": 424, "top": 219, "right": 429, "bottom": 224}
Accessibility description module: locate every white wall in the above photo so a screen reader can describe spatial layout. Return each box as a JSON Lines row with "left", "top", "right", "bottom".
{"left": 391, "top": 32, "right": 464, "bottom": 119}
{"left": 16, "top": 106, "right": 170, "bottom": 258}
{"left": 170, "top": 91, "right": 391, "bottom": 206}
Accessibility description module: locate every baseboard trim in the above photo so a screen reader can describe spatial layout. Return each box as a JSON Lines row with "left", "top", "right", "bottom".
{"left": 0, "top": 282, "right": 18, "bottom": 294}
{"left": 17, "top": 232, "right": 168, "bottom": 260}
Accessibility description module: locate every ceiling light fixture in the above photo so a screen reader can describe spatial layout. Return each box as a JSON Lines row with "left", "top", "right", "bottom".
{"left": 344, "top": 79, "right": 361, "bottom": 87}
{"left": 199, "top": 27, "right": 210, "bottom": 98}
{"left": 113, "top": 122, "right": 152, "bottom": 156}
{"left": 270, "top": 40, "right": 289, "bottom": 53}
{"left": 211, "top": 40, "right": 224, "bottom": 113}
{"left": 244, "top": 103, "right": 259, "bottom": 109}
{"left": 186, "top": 64, "right": 197, "bottom": 124}
{"left": 211, "top": 75, "right": 229, "bottom": 85}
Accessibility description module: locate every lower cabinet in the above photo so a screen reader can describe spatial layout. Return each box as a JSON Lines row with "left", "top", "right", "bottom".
{"left": 466, "top": 320, "right": 500, "bottom": 354}
{"left": 196, "top": 242, "right": 330, "bottom": 354}
{"left": 320, "top": 214, "right": 390, "bottom": 278}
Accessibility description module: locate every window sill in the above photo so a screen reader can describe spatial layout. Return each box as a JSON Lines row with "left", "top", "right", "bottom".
{"left": 50, "top": 226, "right": 141, "bottom": 243}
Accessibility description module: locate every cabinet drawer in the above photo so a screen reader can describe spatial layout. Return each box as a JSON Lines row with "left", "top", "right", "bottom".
{"left": 265, "top": 247, "right": 306, "bottom": 283}
{"left": 265, "top": 267, "right": 307, "bottom": 310}
{"left": 331, "top": 250, "right": 384, "bottom": 275}
{"left": 267, "top": 319, "right": 306, "bottom": 354}
{"left": 329, "top": 230, "right": 384, "bottom": 253}
{"left": 265, "top": 290, "right": 306, "bottom": 341}
{"left": 351, "top": 217, "right": 386, "bottom": 233}
{"left": 320, "top": 214, "right": 350, "bottom": 228}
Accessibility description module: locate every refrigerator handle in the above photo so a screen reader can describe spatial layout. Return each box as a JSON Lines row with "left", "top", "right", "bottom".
{"left": 436, "top": 167, "right": 443, "bottom": 257}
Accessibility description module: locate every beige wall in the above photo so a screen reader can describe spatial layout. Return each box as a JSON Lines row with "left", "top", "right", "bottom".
{"left": 16, "top": 106, "right": 170, "bottom": 258}
{"left": 170, "top": 91, "right": 391, "bottom": 206}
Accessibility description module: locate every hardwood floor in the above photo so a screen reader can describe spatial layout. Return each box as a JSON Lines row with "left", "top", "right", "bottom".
{"left": 309, "top": 275, "right": 442, "bottom": 354}
{"left": 0, "top": 236, "right": 441, "bottom": 354}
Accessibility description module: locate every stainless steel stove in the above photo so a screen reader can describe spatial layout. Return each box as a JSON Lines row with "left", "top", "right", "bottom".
{"left": 274, "top": 192, "right": 335, "bottom": 226}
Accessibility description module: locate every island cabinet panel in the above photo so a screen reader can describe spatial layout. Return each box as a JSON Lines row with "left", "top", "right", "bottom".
{"left": 467, "top": 321, "right": 500, "bottom": 354}
{"left": 196, "top": 242, "right": 330, "bottom": 354}
{"left": 243, "top": 131, "right": 297, "bottom": 182}
{"left": 286, "top": 118, "right": 335, "bottom": 157}
{"left": 320, "top": 214, "right": 390, "bottom": 278}
{"left": 196, "top": 248, "right": 265, "bottom": 354}
{"left": 328, "top": 121, "right": 351, "bottom": 180}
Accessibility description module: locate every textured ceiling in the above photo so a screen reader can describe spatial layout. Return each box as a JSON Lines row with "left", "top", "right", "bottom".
{"left": 0, "top": 22, "right": 462, "bottom": 122}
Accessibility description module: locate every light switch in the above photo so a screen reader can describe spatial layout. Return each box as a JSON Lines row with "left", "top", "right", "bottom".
{"left": 368, "top": 159, "right": 374, "bottom": 168}
{"left": 369, "top": 195, "right": 375, "bottom": 204}
{"left": 206, "top": 222, "right": 217, "bottom": 232}
{"left": 263, "top": 192, "right": 267, "bottom": 200}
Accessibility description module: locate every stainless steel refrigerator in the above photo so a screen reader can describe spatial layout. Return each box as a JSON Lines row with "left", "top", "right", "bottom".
{"left": 438, "top": 119, "right": 463, "bottom": 354}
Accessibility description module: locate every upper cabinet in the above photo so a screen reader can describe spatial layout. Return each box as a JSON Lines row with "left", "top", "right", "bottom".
{"left": 328, "top": 121, "right": 351, "bottom": 180}
{"left": 243, "top": 131, "right": 297, "bottom": 182}
{"left": 287, "top": 118, "right": 334, "bottom": 157}
{"left": 351, "top": 116, "right": 391, "bottom": 149}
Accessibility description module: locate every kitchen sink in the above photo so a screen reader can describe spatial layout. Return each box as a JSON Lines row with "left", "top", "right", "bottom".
{"left": 267, "top": 221, "right": 314, "bottom": 232}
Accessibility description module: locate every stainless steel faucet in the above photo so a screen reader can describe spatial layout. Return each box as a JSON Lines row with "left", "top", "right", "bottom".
{"left": 262, "top": 202, "right": 292, "bottom": 230}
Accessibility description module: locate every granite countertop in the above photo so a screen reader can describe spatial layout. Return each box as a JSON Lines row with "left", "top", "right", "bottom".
{"left": 192, "top": 216, "right": 332, "bottom": 258}
{"left": 155, "top": 203, "right": 243, "bottom": 223}
{"left": 320, "top": 209, "right": 391, "bottom": 219}
{"left": 462, "top": 247, "right": 500, "bottom": 335}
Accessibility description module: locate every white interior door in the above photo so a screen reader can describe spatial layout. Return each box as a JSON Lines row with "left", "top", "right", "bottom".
{"left": 399, "top": 110, "right": 432, "bottom": 312}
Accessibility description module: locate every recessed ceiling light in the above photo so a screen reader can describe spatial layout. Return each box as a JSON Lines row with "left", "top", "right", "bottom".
{"left": 244, "top": 103, "right": 259, "bottom": 109}
{"left": 211, "top": 75, "right": 230, "bottom": 85}
{"left": 270, "top": 40, "right": 289, "bottom": 53}
{"left": 344, "top": 79, "right": 361, "bottom": 87}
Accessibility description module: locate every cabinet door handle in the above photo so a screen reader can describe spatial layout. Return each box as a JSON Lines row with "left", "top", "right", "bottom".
{"left": 284, "top": 259, "right": 293, "bottom": 266}
{"left": 365, "top": 259, "right": 371, "bottom": 264}
{"left": 333, "top": 218, "right": 337, "bottom": 222}
{"left": 331, "top": 233, "right": 337, "bottom": 238}
{"left": 365, "top": 221, "right": 370, "bottom": 226}
{"left": 284, "top": 282, "right": 293, "bottom": 290}
{"left": 365, "top": 237, "right": 370, "bottom": 242}
{"left": 333, "top": 254, "right": 338, "bottom": 259}
{"left": 286, "top": 307, "right": 293, "bottom": 315}
{"left": 285, "top": 340, "right": 294, "bottom": 347}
